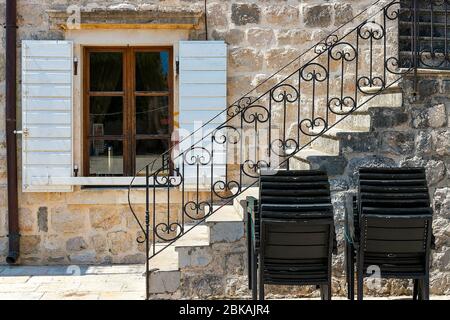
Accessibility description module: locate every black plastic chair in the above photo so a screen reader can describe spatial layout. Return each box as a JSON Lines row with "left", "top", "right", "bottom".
{"left": 345, "top": 167, "right": 434, "bottom": 300}
{"left": 246, "top": 170, "right": 336, "bottom": 300}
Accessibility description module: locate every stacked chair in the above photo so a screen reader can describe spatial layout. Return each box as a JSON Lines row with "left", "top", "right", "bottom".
{"left": 246, "top": 170, "right": 336, "bottom": 300}
{"left": 345, "top": 167, "right": 434, "bottom": 300}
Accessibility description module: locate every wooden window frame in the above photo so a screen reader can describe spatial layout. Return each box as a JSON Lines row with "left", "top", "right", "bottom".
{"left": 83, "top": 46, "right": 174, "bottom": 177}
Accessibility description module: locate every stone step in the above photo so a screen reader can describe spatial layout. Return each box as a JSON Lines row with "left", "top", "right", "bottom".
{"left": 288, "top": 147, "right": 334, "bottom": 171}
{"left": 357, "top": 86, "right": 403, "bottom": 111}
{"left": 148, "top": 204, "right": 244, "bottom": 296}
{"left": 231, "top": 186, "right": 259, "bottom": 219}
{"left": 292, "top": 147, "right": 334, "bottom": 160}
{"left": 207, "top": 205, "right": 244, "bottom": 243}
{"left": 335, "top": 113, "right": 371, "bottom": 131}
{"left": 310, "top": 127, "right": 365, "bottom": 155}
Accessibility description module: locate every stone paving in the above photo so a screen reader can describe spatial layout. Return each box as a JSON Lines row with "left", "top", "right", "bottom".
{"left": 0, "top": 265, "right": 449, "bottom": 300}
{"left": 0, "top": 265, "right": 146, "bottom": 300}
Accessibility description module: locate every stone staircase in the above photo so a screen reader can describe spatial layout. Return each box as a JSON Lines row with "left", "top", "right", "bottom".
{"left": 289, "top": 86, "right": 403, "bottom": 173}
{"left": 145, "top": 86, "right": 405, "bottom": 299}
{"left": 147, "top": 203, "right": 245, "bottom": 298}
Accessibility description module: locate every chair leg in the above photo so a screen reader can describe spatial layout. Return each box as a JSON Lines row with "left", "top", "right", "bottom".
{"left": 251, "top": 251, "right": 257, "bottom": 300}
{"left": 320, "top": 284, "right": 332, "bottom": 300}
{"left": 346, "top": 242, "right": 355, "bottom": 300}
{"left": 356, "top": 255, "right": 364, "bottom": 300}
{"left": 345, "top": 243, "right": 350, "bottom": 300}
{"left": 413, "top": 279, "right": 419, "bottom": 301}
{"left": 247, "top": 224, "right": 252, "bottom": 291}
{"left": 421, "top": 276, "right": 430, "bottom": 300}
{"left": 349, "top": 245, "right": 355, "bottom": 300}
{"left": 258, "top": 255, "right": 264, "bottom": 300}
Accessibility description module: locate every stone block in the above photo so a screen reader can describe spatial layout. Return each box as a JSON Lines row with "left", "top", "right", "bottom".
{"left": 66, "top": 236, "right": 88, "bottom": 252}
{"left": 50, "top": 207, "right": 86, "bottom": 234}
{"left": 334, "top": 3, "right": 354, "bottom": 26}
{"left": 89, "top": 206, "right": 122, "bottom": 231}
{"left": 415, "top": 131, "right": 433, "bottom": 156}
{"left": 37, "top": 207, "right": 48, "bottom": 232}
{"left": 229, "top": 47, "right": 263, "bottom": 72}
{"left": 380, "top": 131, "right": 415, "bottom": 155}
{"left": 19, "top": 208, "right": 34, "bottom": 233}
{"left": 69, "top": 250, "right": 97, "bottom": 264}
{"left": 309, "top": 155, "right": 348, "bottom": 176}
{"left": 263, "top": 5, "right": 299, "bottom": 26}
{"left": 264, "top": 47, "right": 299, "bottom": 70}
{"left": 276, "top": 28, "right": 312, "bottom": 46}
{"left": 303, "top": 4, "right": 332, "bottom": 28}
{"left": 370, "top": 107, "right": 409, "bottom": 129}
{"left": 90, "top": 234, "right": 107, "bottom": 253}
{"left": 231, "top": 3, "right": 260, "bottom": 26}
{"left": 180, "top": 273, "right": 225, "bottom": 298}
{"left": 246, "top": 27, "right": 274, "bottom": 47}
{"left": 338, "top": 132, "right": 380, "bottom": 153}
{"left": 211, "top": 28, "right": 244, "bottom": 46}
{"left": 207, "top": 2, "right": 228, "bottom": 28}
{"left": 433, "top": 129, "right": 450, "bottom": 156}
{"left": 209, "top": 221, "right": 244, "bottom": 243}
{"left": 178, "top": 246, "right": 212, "bottom": 269}
{"left": 121, "top": 253, "right": 146, "bottom": 264}
{"left": 412, "top": 104, "right": 447, "bottom": 129}
{"left": 434, "top": 188, "right": 449, "bottom": 219}
{"left": 107, "top": 231, "right": 132, "bottom": 255}
{"left": 20, "top": 235, "right": 41, "bottom": 255}
{"left": 148, "top": 270, "right": 180, "bottom": 294}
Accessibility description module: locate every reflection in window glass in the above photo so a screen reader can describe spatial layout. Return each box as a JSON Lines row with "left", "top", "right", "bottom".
{"left": 135, "top": 52, "right": 169, "bottom": 92}
{"left": 89, "top": 140, "right": 123, "bottom": 176}
{"left": 136, "top": 140, "right": 169, "bottom": 175}
{"left": 136, "top": 96, "right": 169, "bottom": 135}
{"left": 90, "top": 97, "right": 123, "bottom": 136}
{"left": 90, "top": 52, "right": 123, "bottom": 92}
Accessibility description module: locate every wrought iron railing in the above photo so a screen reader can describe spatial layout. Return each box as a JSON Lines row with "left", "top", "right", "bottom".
{"left": 127, "top": 0, "right": 448, "bottom": 298}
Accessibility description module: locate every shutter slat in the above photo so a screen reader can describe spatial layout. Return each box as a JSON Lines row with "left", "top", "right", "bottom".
{"left": 22, "top": 40, "right": 73, "bottom": 192}
{"left": 178, "top": 41, "right": 227, "bottom": 182}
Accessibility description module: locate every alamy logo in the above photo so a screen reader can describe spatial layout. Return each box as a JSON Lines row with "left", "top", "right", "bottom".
{"left": 366, "top": 265, "right": 381, "bottom": 290}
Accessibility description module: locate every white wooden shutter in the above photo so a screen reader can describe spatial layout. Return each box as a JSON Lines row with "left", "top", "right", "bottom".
{"left": 21, "top": 40, "right": 73, "bottom": 192}
{"left": 178, "top": 41, "right": 227, "bottom": 186}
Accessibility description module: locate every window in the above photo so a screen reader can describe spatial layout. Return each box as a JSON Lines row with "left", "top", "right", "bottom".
{"left": 399, "top": 0, "right": 450, "bottom": 69}
{"left": 83, "top": 47, "right": 173, "bottom": 176}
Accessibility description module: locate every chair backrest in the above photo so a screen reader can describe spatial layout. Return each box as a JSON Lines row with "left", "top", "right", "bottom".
{"left": 258, "top": 170, "right": 334, "bottom": 285}
{"left": 358, "top": 167, "right": 433, "bottom": 277}
{"left": 259, "top": 169, "right": 332, "bottom": 219}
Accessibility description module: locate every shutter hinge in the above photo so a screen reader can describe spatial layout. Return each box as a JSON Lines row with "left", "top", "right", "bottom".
{"left": 176, "top": 59, "right": 179, "bottom": 75}
{"left": 14, "top": 128, "right": 29, "bottom": 136}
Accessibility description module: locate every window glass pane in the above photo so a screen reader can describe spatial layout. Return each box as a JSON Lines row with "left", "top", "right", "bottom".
{"left": 136, "top": 96, "right": 169, "bottom": 135}
{"left": 135, "top": 51, "right": 169, "bottom": 91}
{"left": 89, "top": 140, "right": 123, "bottom": 176}
{"left": 90, "top": 52, "right": 123, "bottom": 92}
{"left": 136, "top": 139, "right": 170, "bottom": 175}
{"left": 90, "top": 97, "right": 123, "bottom": 136}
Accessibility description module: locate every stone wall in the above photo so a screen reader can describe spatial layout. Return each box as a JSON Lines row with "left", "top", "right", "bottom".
{"left": 0, "top": 0, "right": 375, "bottom": 265}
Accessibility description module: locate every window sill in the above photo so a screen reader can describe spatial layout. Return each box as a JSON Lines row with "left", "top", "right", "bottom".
{"left": 30, "top": 176, "right": 181, "bottom": 187}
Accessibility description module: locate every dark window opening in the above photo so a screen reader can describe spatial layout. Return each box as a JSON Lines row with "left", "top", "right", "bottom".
{"left": 399, "top": 0, "right": 450, "bottom": 69}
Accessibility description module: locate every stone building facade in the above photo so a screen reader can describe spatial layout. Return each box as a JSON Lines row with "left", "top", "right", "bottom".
{"left": 0, "top": 0, "right": 449, "bottom": 297}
